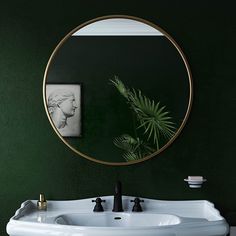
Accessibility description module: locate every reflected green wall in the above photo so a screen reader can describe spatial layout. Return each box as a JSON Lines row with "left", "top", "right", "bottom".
{"left": 47, "top": 36, "right": 190, "bottom": 162}
{"left": 0, "top": 1, "right": 236, "bottom": 235}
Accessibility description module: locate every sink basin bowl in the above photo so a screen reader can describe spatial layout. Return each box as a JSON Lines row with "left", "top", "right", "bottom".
{"left": 6, "top": 196, "right": 229, "bottom": 236}
{"left": 55, "top": 212, "right": 181, "bottom": 227}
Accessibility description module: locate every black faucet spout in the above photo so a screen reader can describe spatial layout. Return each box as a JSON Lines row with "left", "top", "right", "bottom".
{"left": 112, "top": 181, "right": 123, "bottom": 212}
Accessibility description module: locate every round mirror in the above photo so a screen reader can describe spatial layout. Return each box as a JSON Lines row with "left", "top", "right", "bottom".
{"left": 43, "top": 15, "right": 192, "bottom": 165}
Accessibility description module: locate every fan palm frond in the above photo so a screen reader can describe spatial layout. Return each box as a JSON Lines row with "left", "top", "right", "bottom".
{"left": 113, "top": 134, "right": 139, "bottom": 152}
{"left": 111, "top": 78, "right": 175, "bottom": 149}
{"left": 110, "top": 76, "right": 130, "bottom": 99}
{"left": 110, "top": 76, "right": 176, "bottom": 160}
{"left": 113, "top": 134, "right": 154, "bottom": 161}
{"left": 123, "top": 152, "right": 142, "bottom": 161}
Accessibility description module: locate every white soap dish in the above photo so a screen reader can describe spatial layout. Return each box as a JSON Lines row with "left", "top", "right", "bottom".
{"left": 184, "top": 176, "right": 207, "bottom": 188}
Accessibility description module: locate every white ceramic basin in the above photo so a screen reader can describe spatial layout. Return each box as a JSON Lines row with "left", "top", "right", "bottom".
{"left": 6, "top": 196, "right": 229, "bottom": 236}
{"left": 55, "top": 212, "right": 181, "bottom": 227}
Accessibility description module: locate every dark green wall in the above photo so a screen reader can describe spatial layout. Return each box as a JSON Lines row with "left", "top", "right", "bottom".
{"left": 0, "top": 1, "right": 235, "bottom": 235}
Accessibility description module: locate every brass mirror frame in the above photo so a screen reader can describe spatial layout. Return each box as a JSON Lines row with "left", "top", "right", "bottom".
{"left": 43, "top": 15, "right": 193, "bottom": 166}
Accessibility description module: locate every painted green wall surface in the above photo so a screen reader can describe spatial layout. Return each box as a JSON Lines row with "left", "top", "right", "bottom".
{"left": 0, "top": 1, "right": 236, "bottom": 235}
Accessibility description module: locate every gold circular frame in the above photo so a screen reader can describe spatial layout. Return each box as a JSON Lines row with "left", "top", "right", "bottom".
{"left": 43, "top": 15, "right": 193, "bottom": 166}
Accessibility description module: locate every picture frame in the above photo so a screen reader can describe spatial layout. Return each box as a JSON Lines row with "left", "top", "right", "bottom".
{"left": 46, "top": 84, "right": 81, "bottom": 137}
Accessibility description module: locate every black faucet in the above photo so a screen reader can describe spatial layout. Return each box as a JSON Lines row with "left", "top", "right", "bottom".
{"left": 112, "top": 181, "right": 123, "bottom": 212}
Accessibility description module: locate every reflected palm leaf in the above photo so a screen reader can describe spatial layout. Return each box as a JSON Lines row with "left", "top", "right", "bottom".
{"left": 113, "top": 134, "right": 154, "bottom": 161}
{"left": 110, "top": 76, "right": 176, "bottom": 161}
{"left": 129, "top": 89, "right": 175, "bottom": 149}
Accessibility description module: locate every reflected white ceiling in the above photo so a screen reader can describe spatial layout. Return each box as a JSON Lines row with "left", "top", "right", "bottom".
{"left": 72, "top": 18, "right": 163, "bottom": 36}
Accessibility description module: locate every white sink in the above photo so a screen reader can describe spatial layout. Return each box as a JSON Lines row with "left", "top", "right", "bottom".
{"left": 6, "top": 196, "right": 229, "bottom": 236}
{"left": 55, "top": 212, "right": 181, "bottom": 227}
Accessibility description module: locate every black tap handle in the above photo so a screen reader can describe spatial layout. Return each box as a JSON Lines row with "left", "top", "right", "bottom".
{"left": 130, "top": 197, "right": 144, "bottom": 203}
{"left": 92, "top": 197, "right": 106, "bottom": 203}
{"left": 92, "top": 198, "right": 105, "bottom": 212}
{"left": 131, "top": 198, "right": 144, "bottom": 212}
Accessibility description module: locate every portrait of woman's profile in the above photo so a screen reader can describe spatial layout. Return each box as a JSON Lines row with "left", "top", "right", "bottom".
{"left": 46, "top": 84, "right": 81, "bottom": 137}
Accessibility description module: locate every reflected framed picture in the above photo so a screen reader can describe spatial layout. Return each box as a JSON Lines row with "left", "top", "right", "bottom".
{"left": 46, "top": 84, "right": 81, "bottom": 137}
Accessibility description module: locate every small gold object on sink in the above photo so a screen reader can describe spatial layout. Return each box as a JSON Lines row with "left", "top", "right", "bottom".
{"left": 37, "top": 193, "right": 47, "bottom": 210}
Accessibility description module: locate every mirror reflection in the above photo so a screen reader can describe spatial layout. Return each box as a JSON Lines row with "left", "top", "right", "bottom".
{"left": 43, "top": 16, "right": 192, "bottom": 165}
